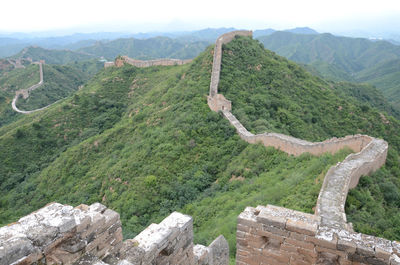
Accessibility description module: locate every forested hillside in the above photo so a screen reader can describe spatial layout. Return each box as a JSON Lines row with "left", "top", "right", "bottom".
{"left": 0, "top": 63, "right": 96, "bottom": 126}
{"left": 258, "top": 31, "right": 400, "bottom": 109}
{"left": 12, "top": 46, "right": 96, "bottom": 64}
{"left": 16, "top": 64, "right": 88, "bottom": 110}
{"left": 0, "top": 36, "right": 399, "bottom": 260}
{"left": 77, "top": 36, "right": 210, "bottom": 60}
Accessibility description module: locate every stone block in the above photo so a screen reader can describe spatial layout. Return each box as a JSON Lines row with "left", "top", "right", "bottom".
{"left": 256, "top": 210, "right": 287, "bottom": 229}
{"left": 89, "top": 203, "right": 107, "bottom": 213}
{"left": 0, "top": 237, "right": 41, "bottom": 265}
{"left": 103, "top": 209, "right": 120, "bottom": 228}
{"left": 60, "top": 237, "right": 86, "bottom": 253}
{"left": 261, "top": 224, "right": 290, "bottom": 237}
{"left": 337, "top": 239, "right": 357, "bottom": 254}
{"left": 285, "top": 237, "right": 315, "bottom": 250}
{"left": 315, "top": 226, "right": 338, "bottom": 250}
{"left": 193, "top": 244, "right": 210, "bottom": 265}
{"left": 391, "top": 254, "right": 400, "bottom": 265}
{"left": 46, "top": 247, "right": 82, "bottom": 264}
{"left": 374, "top": 238, "right": 393, "bottom": 262}
{"left": 393, "top": 241, "right": 400, "bottom": 256}
{"left": 25, "top": 225, "right": 58, "bottom": 247}
{"left": 208, "top": 235, "right": 229, "bottom": 265}
{"left": 286, "top": 218, "right": 318, "bottom": 236}
{"left": 262, "top": 248, "right": 290, "bottom": 263}
{"left": 317, "top": 251, "right": 340, "bottom": 264}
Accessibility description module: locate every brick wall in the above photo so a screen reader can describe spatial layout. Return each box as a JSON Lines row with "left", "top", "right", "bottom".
{"left": 236, "top": 205, "right": 400, "bottom": 265}
{"left": 0, "top": 203, "right": 229, "bottom": 265}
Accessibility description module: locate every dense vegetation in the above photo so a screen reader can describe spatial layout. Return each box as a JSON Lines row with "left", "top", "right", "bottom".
{"left": 16, "top": 64, "right": 88, "bottom": 110}
{"left": 12, "top": 46, "right": 96, "bottom": 64}
{"left": 216, "top": 36, "right": 400, "bottom": 242}
{"left": 0, "top": 64, "right": 41, "bottom": 125}
{"left": 0, "top": 36, "right": 399, "bottom": 261}
{"left": 0, "top": 60, "right": 103, "bottom": 126}
{"left": 78, "top": 36, "right": 210, "bottom": 60}
{"left": 257, "top": 31, "right": 400, "bottom": 110}
{"left": 0, "top": 64, "right": 40, "bottom": 91}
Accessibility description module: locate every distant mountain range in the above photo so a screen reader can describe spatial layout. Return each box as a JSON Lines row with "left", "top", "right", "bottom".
{"left": 0, "top": 27, "right": 320, "bottom": 58}
{"left": 3, "top": 27, "right": 400, "bottom": 111}
{"left": 257, "top": 31, "right": 400, "bottom": 110}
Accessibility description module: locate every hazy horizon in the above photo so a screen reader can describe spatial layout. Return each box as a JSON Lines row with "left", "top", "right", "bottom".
{"left": 1, "top": 0, "right": 400, "bottom": 39}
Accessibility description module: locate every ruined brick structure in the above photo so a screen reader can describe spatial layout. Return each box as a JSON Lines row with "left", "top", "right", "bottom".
{"left": 0, "top": 203, "right": 229, "bottom": 265}
{"left": 2, "top": 31, "right": 399, "bottom": 265}
{"left": 104, "top": 56, "right": 192, "bottom": 68}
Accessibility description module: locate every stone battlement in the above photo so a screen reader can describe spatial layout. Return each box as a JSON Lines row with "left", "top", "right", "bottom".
{"left": 237, "top": 205, "right": 400, "bottom": 265}
{"left": 0, "top": 203, "right": 228, "bottom": 265}
{"left": 105, "top": 56, "right": 192, "bottom": 68}
{"left": 207, "top": 31, "right": 394, "bottom": 264}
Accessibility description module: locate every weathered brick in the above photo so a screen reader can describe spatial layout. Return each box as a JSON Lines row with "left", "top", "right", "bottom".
{"left": 285, "top": 237, "right": 314, "bottom": 250}
{"left": 338, "top": 239, "right": 357, "bottom": 254}
{"left": 256, "top": 210, "right": 287, "bottom": 229}
{"left": 286, "top": 218, "right": 318, "bottom": 236}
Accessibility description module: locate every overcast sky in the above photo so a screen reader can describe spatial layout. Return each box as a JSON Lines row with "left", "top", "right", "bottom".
{"left": 2, "top": 0, "right": 400, "bottom": 35}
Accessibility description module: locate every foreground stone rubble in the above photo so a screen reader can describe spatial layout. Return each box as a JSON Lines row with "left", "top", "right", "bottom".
{"left": 0, "top": 202, "right": 228, "bottom": 265}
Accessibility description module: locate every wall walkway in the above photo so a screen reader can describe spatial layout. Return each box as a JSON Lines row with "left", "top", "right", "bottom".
{"left": 207, "top": 31, "right": 396, "bottom": 265}
{"left": 11, "top": 62, "right": 57, "bottom": 114}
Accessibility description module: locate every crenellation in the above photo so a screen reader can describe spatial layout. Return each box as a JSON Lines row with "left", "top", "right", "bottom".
{"left": 0, "top": 204, "right": 228, "bottom": 265}
{"left": 109, "top": 56, "right": 192, "bottom": 68}
{"left": 236, "top": 205, "right": 400, "bottom": 264}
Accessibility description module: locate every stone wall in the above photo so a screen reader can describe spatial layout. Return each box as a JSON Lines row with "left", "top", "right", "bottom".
{"left": 11, "top": 62, "right": 53, "bottom": 114}
{"left": 206, "top": 31, "right": 392, "bottom": 264}
{"left": 209, "top": 30, "right": 253, "bottom": 98}
{"left": 0, "top": 202, "right": 122, "bottom": 265}
{"left": 208, "top": 94, "right": 232, "bottom": 112}
{"left": 104, "top": 62, "right": 115, "bottom": 68}
{"left": 222, "top": 109, "right": 374, "bottom": 156}
{"left": 0, "top": 203, "right": 229, "bottom": 265}
{"left": 116, "top": 56, "right": 192, "bottom": 68}
{"left": 236, "top": 205, "right": 400, "bottom": 265}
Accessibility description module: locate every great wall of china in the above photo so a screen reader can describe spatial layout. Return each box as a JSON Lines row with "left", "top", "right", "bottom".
{"left": 104, "top": 56, "right": 192, "bottom": 68}
{"left": 1, "top": 31, "right": 399, "bottom": 265}
{"left": 10, "top": 61, "right": 54, "bottom": 114}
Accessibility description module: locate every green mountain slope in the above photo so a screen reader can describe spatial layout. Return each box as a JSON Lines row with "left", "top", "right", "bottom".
{"left": 78, "top": 36, "right": 210, "bottom": 60}
{"left": 0, "top": 37, "right": 399, "bottom": 259}
{"left": 0, "top": 63, "right": 95, "bottom": 126}
{"left": 16, "top": 64, "right": 88, "bottom": 110}
{"left": 257, "top": 31, "right": 400, "bottom": 110}
{"left": 12, "top": 46, "right": 96, "bottom": 64}
{"left": 355, "top": 58, "right": 400, "bottom": 109}
{"left": 258, "top": 32, "right": 400, "bottom": 73}
{"left": 0, "top": 64, "right": 41, "bottom": 125}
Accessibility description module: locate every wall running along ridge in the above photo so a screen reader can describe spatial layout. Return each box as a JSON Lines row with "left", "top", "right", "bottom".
{"left": 207, "top": 31, "right": 398, "bottom": 265}
{"left": 11, "top": 61, "right": 59, "bottom": 114}
{"left": 1, "top": 31, "right": 397, "bottom": 265}
{"left": 104, "top": 56, "right": 192, "bottom": 68}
